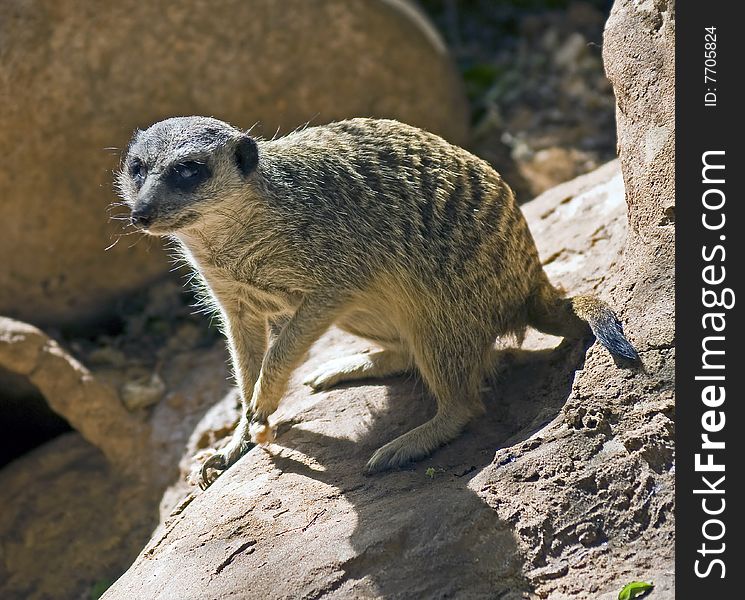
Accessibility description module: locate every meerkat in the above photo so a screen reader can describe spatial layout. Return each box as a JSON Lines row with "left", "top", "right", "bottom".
{"left": 116, "top": 116, "right": 637, "bottom": 489}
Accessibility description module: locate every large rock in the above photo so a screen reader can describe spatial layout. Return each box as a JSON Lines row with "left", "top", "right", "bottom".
{"left": 0, "top": 0, "right": 468, "bottom": 328}
{"left": 0, "top": 317, "right": 142, "bottom": 469}
{"left": 0, "top": 434, "right": 158, "bottom": 600}
{"left": 602, "top": 0, "right": 675, "bottom": 347}
{"left": 102, "top": 158, "right": 671, "bottom": 600}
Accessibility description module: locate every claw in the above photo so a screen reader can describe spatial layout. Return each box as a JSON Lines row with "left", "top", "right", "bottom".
{"left": 303, "top": 362, "right": 350, "bottom": 392}
{"left": 303, "top": 371, "right": 332, "bottom": 391}
{"left": 365, "top": 440, "right": 418, "bottom": 474}
{"left": 199, "top": 453, "right": 227, "bottom": 490}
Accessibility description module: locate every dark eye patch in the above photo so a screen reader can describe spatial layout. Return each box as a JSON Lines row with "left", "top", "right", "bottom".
{"left": 166, "top": 161, "right": 211, "bottom": 192}
{"left": 129, "top": 158, "right": 147, "bottom": 187}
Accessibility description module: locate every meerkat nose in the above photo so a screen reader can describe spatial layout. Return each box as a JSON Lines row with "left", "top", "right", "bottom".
{"left": 131, "top": 207, "right": 153, "bottom": 228}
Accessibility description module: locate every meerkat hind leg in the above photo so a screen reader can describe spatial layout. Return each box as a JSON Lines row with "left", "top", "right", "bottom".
{"left": 304, "top": 349, "right": 411, "bottom": 391}
{"left": 365, "top": 331, "right": 486, "bottom": 473}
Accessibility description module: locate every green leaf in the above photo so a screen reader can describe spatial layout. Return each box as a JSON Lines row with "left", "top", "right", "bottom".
{"left": 618, "top": 581, "right": 654, "bottom": 600}
{"left": 425, "top": 467, "right": 437, "bottom": 479}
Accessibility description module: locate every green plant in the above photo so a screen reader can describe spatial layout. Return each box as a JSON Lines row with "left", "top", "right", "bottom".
{"left": 618, "top": 581, "right": 654, "bottom": 600}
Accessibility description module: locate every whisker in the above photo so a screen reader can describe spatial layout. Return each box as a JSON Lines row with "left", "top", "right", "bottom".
{"left": 127, "top": 233, "right": 148, "bottom": 249}
{"left": 104, "top": 237, "right": 121, "bottom": 251}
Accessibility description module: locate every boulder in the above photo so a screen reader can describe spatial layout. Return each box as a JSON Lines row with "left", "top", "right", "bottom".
{"left": 602, "top": 0, "right": 675, "bottom": 348}
{"left": 0, "top": 316, "right": 142, "bottom": 469}
{"left": 0, "top": 434, "right": 158, "bottom": 600}
{"left": 0, "top": 0, "right": 468, "bottom": 328}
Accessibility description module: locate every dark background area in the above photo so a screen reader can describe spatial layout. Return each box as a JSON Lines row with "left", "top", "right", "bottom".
{"left": 421, "top": 0, "right": 616, "bottom": 200}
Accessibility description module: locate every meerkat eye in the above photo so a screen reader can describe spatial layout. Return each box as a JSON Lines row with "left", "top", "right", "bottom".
{"left": 167, "top": 161, "right": 211, "bottom": 191}
{"left": 174, "top": 161, "right": 201, "bottom": 179}
{"left": 129, "top": 159, "right": 147, "bottom": 184}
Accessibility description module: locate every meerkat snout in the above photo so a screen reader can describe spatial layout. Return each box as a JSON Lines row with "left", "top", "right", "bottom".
{"left": 130, "top": 205, "right": 154, "bottom": 228}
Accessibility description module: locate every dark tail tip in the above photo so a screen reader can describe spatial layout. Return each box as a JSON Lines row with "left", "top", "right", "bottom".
{"left": 589, "top": 313, "right": 639, "bottom": 361}
{"left": 571, "top": 295, "right": 639, "bottom": 361}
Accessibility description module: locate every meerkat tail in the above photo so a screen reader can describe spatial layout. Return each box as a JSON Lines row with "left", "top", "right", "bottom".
{"left": 569, "top": 295, "right": 639, "bottom": 360}
{"left": 527, "top": 277, "right": 639, "bottom": 361}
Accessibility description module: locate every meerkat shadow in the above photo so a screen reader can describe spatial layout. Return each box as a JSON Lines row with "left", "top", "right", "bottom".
{"left": 260, "top": 336, "right": 591, "bottom": 597}
{"left": 274, "top": 336, "right": 592, "bottom": 476}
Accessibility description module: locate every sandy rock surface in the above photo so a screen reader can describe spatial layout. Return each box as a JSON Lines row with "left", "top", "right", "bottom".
{"left": 0, "top": 0, "right": 468, "bottom": 329}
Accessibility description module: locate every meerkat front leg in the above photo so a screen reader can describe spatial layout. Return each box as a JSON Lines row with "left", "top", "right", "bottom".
{"left": 248, "top": 294, "right": 346, "bottom": 444}
{"left": 199, "top": 311, "right": 266, "bottom": 489}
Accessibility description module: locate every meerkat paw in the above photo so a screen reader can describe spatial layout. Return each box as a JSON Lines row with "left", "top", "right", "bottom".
{"left": 365, "top": 437, "right": 428, "bottom": 474}
{"left": 197, "top": 440, "right": 251, "bottom": 490}
{"left": 249, "top": 420, "right": 276, "bottom": 445}
{"left": 303, "top": 361, "right": 346, "bottom": 392}
{"left": 304, "top": 351, "right": 409, "bottom": 391}
{"left": 303, "top": 354, "right": 368, "bottom": 391}
{"left": 198, "top": 452, "right": 227, "bottom": 490}
{"left": 364, "top": 411, "right": 467, "bottom": 474}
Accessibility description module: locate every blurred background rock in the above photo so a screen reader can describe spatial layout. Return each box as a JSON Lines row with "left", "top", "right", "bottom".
{"left": 0, "top": 0, "right": 468, "bottom": 330}
{"left": 0, "top": 0, "right": 614, "bottom": 332}
{"left": 422, "top": 0, "right": 615, "bottom": 199}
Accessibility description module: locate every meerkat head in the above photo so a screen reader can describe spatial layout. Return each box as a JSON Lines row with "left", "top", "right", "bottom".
{"left": 116, "top": 116, "right": 259, "bottom": 235}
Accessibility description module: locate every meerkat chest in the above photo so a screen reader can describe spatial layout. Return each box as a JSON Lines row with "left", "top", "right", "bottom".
{"left": 176, "top": 234, "right": 300, "bottom": 317}
{"left": 202, "top": 265, "right": 300, "bottom": 316}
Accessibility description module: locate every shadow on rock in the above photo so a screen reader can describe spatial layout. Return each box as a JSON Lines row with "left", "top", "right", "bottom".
{"left": 261, "top": 338, "right": 590, "bottom": 598}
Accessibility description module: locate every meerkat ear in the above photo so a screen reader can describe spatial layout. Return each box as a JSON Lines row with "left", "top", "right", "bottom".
{"left": 235, "top": 135, "right": 259, "bottom": 176}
